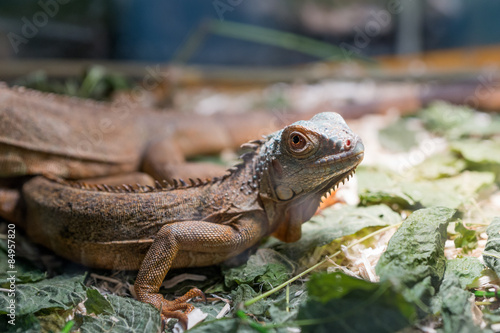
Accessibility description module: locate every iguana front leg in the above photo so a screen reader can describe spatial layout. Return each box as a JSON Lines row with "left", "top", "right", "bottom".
{"left": 134, "top": 215, "right": 267, "bottom": 327}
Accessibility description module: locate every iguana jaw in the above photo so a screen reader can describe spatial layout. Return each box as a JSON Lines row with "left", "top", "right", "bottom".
{"left": 320, "top": 169, "right": 356, "bottom": 202}
{"left": 268, "top": 150, "right": 363, "bottom": 243}
{"left": 294, "top": 138, "right": 364, "bottom": 202}
{"left": 316, "top": 139, "right": 364, "bottom": 201}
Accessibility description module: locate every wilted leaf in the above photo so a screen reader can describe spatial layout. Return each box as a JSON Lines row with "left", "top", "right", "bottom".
{"left": 483, "top": 217, "right": 500, "bottom": 276}
{"left": 298, "top": 272, "right": 416, "bottom": 333}
{"left": 84, "top": 288, "right": 115, "bottom": 316}
{"left": 376, "top": 207, "right": 456, "bottom": 304}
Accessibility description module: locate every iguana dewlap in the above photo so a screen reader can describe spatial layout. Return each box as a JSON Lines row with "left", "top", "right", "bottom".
{"left": 20, "top": 112, "right": 364, "bottom": 327}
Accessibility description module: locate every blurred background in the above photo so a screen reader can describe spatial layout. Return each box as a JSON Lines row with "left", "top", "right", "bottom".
{"left": 1, "top": 0, "right": 500, "bottom": 110}
{"left": 1, "top": 0, "right": 500, "bottom": 64}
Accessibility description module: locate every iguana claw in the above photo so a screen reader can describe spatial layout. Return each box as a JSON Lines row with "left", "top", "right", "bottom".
{"left": 157, "top": 287, "right": 205, "bottom": 330}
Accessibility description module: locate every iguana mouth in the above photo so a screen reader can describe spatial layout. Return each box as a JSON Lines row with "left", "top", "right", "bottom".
{"left": 317, "top": 140, "right": 364, "bottom": 202}
{"left": 320, "top": 168, "right": 357, "bottom": 203}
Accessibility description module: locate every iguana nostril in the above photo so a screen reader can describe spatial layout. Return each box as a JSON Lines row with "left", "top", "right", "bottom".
{"left": 345, "top": 139, "right": 351, "bottom": 149}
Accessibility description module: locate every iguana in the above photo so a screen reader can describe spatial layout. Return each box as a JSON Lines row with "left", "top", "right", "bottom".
{"left": 17, "top": 112, "right": 364, "bottom": 327}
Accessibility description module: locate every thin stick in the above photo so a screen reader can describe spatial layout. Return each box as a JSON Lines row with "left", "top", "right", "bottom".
{"left": 244, "top": 223, "right": 401, "bottom": 307}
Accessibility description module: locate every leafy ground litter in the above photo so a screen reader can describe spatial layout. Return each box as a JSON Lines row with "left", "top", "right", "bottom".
{"left": 2, "top": 102, "right": 500, "bottom": 332}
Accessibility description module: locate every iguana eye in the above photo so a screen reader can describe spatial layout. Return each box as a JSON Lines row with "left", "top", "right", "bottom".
{"left": 289, "top": 132, "right": 307, "bottom": 152}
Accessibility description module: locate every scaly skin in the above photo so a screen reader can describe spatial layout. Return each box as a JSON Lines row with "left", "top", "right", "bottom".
{"left": 21, "top": 112, "right": 364, "bottom": 327}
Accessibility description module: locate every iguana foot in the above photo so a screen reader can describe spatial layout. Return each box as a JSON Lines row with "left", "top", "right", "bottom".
{"left": 141, "top": 287, "right": 205, "bottom": 329}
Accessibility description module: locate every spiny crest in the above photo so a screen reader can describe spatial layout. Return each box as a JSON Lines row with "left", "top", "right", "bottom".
{"left": 226, "top": 139, "right": 265, "bottom": 177}
{"left": 237, "top": 140, "right": 270, "bottom": 196}
{"left": 65, "top": 176, "right": 215, "bottom": 194}
{"left": 44, "top": 138, "right": 267, "bottom": 194}
{"left": 239, "top": 139, "right": 265, "bottom": 151}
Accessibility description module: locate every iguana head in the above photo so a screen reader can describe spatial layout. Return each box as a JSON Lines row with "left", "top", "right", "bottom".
{"left": 258, "top": 112, "right": 364, "bottom": 242}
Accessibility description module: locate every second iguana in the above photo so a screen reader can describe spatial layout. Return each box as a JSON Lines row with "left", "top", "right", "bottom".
{"left": 18, "top": 112, "right": 364, "bottom": 327}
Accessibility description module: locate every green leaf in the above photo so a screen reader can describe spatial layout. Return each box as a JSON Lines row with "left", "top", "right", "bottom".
{"left": 378, "top": 118, "right": 419, "bottom": 152}
{"left": 187, "top": 318, "right": 242, "bottom": 333}
{"left": 376, "top": 207, "right": 456, "bottom": 304}
{"left": 483, "top": 307, "right": 500, "bottom": 327}
{"left": 419, "top": 102, "right": 473, "bottom": 137}
{"left": 431, "top": 274, "right": 482, "bottom": 333}
{"left": 266, "top": 284, "right": 308, "bottom": 325}
{"left": 454, "top": 222, "right": 478, "bottom": 253}
{"left": 0, "top": 274, "right": 86, "bottom": 316}
{"left": 419, "top": 101, "right": 500, "bottom": 139}
{"left": 307, "top": 271, "right": 383, "bottom": 303}
{"left": 0, "top": 313, "right": 41, "bottom": 333}
{"left": 84, "top": 288, "right": 115, "bottom": 316}
{"left": 443, "top": 257, "right": 484, "bottom": 289}
{"left": 359, "top": 167, "right": 495, "bottom": 210}
{"left": 297, "top": 272, "right": 416, "bottom": 333}
{"left": 407, "top": 152, "right": 466, "bottom": 180}
{"left": 451, "top": 139, "right": 500, "bottom": 182}
{"left": 451, "top": 139, "right": 500, "bottom": 165}
{"left": 357, "top": 168, "right": 416, "bottom": 209}
{"left": 272, "top": 204, "right": 401, "bottom": 261}
{"left": 77, "top": 294, "right": 161, "bottom": 333}
{"left": 0, "top": 239, "right": 47, "bottom": 286}
{"left": 483, "top": 217, "right": 500, "bottom": 276}
{"left": 224, "top": 249, "right": 295, "bottom": 292}
{"left": 35, "top": 310, "right": 72, "bottom": 333}
{"left": 401, "top": 171, "right": 494, "bottom": 209}
{"left": 231, "top": 284, "right": 268, "bottom": 316}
